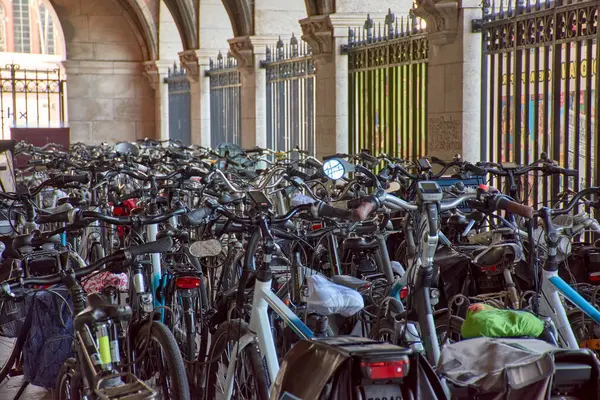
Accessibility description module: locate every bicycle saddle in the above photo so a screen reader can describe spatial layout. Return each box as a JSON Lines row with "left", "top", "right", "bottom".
{"left": 57, "top": 196, "right": 88, "bottom": 207}
{"left": 74, "top": 293, "right": 132, "bottom": 330}
{"left": 342, "top": 237, "right": 378, "bottom": 250}
{"left": 472, "top": 243, "right": 523, "bottom": 267}
{"left": 12, "top": 233, "right": 62, "bottom": 250}
{"left": 332, "top": 275, "right": 369, "bottom": 290}
{"left": 218, "top": 193, "right": 242, "bottom": 205}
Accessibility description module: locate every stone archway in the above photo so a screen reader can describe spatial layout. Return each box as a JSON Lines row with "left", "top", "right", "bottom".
{"left": 48, "top": 0, "right": 160, "bottom": 143}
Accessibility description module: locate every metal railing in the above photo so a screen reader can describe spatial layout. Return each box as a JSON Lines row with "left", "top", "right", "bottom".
{"left": 165, "top": 64, "right": 191, "bottom": 145}
{"left": 207, "top": 52, "right": 241, "bottom": 147}
{"left": 344, "top": 10, "right": 428, "bottom": 159}
{"left": 262, "top": 35, "right": 316, "bottom": 155}
{"left": 479, "top": 0, "right": 600, "bottom": 206}
{"left": 0, "top": 63, "right": 65, "bottom": 139}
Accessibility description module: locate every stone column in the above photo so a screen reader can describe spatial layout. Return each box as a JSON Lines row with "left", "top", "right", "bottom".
{"left": 179, "top": 50, "right": 216, "bottom": 147}
{"left": 143, "top": 61, "right": 171, "bottom": 141}
{"left": 197, "top": 51, "right": 212, "bottom": 148}
{"left": 229, "top": 36, "right": 274, "bottom": 149}
{"left": 300, "top": 14, "right": 362, "bottom": 159}
{"left": 179, "top": 50, "right": 202, "bottom": 145}
{"left": 414, "top": 0, "right": 482, "bottom": 162}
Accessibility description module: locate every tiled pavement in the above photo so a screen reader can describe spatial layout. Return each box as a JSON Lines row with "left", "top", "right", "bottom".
{"left": 0, "top": 338, "right": 50, "bottom": 400}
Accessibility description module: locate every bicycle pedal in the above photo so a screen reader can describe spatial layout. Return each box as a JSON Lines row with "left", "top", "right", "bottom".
{"left": 95, "top": 372, "right": 156, "bottom": 400}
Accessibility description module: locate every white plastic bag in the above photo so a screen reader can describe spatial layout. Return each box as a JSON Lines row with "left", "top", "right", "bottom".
{"left": 291, "top": 193, "right": 315, "bottom": 207}
{"left": 306, "top": 275, "right": 364, "bottom": 317}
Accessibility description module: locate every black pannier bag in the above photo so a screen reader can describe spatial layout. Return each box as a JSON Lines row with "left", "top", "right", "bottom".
{"left": 271, "top": 336, "right": 446, "bottom": 400}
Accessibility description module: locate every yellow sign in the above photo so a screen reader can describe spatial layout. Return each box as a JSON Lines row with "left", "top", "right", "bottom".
{"left": 501, "top": 58, "right": 597, "bottom": 85}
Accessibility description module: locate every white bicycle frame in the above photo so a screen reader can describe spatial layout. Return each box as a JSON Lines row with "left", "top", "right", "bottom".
{"left": 538, "top": 269, "right": 579, "bottom": 348}
{"left": 222, "top": 277, "right": 312, "bottom": 399}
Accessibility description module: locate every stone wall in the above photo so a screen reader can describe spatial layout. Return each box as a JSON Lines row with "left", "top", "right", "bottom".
{"left": 51, "top": 0, "right": 156, "bottom": 143}
{"left": 199, "top": 0, "right": 234, "bottom": 51}
{"left": 159, "top": 0, "right": 182, "bottom": 61}
{"left": 254, "top": 0, "right": 306, "bottom": 38}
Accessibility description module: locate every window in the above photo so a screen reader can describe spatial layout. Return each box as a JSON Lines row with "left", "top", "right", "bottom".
{"left": 38, "top": 4, "right": 55, "bottom": 54}
{"left": 13, "top": 0, "right": 31, "bottom": 53}
{"left": 0, "top": 4, "right": 6, "bottom": 52}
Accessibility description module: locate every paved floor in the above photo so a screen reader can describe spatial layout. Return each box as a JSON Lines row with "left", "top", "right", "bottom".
{"left": 0, "top": 337, "right": 49, "bottom": 400}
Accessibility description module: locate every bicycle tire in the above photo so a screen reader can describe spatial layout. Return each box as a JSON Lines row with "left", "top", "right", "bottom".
{"left": 134, "top": 321, "right": 190, "bottom": 400}
{"left": 0, "top": 300, "right": 33, "bottom": 384}
{"left": 53, "top": 359, "right": 78, "bottom": 400}
{"left": 434, "top": 311, "right": 464, "bottom": 345}
{"left": 205, "top": 319, "right": 269, "bottom": 400}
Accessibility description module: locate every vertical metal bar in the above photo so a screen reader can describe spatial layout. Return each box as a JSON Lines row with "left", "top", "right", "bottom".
{"left": 10, "top": 65, "right": 17, "bottom": 128}
{"left": 551, "top": 38, "right": 562, "bottom": 202}
{"left": 595, "top": 21, "right": 600, "bottom": 188}
{"left": 423, "top": 60, "right": 428, "bottom": 157}
{"left": 505, "top": 51, "right": 512, "bottom": 163}
{"left": 23, "top": 68, "right": 28, "bottom": 127}
{"left": 488, "top": 53, "right": 496, "bottom": 162}
{"left": 562, "top": 42, "right": 571, "bottom": 193}
{"left": 584, "top": 39, "right": 593, "bottom": 191}
{"left": 514, "top": 46, "right": 522, "bottom": 167}
{"left": 533, "top": 44, "right": 540, "bottom": 207}
{"left": 542, "top": 41, "right": 551, "bottom": 205}
{"left": 35, "top": 69, "right": 40, "bottom": 126}
{"left": 523, "top": 48, "right": 531, "bottom": 201}
{"left": 0, "top": 67, "right": 4, "bottom": 138}
{"left": 496, "top": 53, "right": 504, "bottom": 167}
{"left": 573, "top": 41, "right": 581, "bottom": 192}
{"left": 481, "top": 26, "right": 489, "bottom": 161}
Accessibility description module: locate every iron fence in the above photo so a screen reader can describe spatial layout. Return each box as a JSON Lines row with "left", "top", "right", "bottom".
{"left": 262, "top": 35, "right": 316, "bottom": 155}
{"left": 165, "top": 64, "right": 191, "bottom": 145}
{"left": 207, "top": 52, "right": 241, "bottom": 147}
{"left": 479, "top": 0, "right": 599, "bottom": 206}
{"left": 344, "top": 10, "right": 428, "bottom": 159}
{"left": 0, "top": 63, "right": 65, "bottom": 139}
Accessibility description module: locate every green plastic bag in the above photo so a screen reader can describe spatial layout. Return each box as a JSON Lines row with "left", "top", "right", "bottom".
{"left": 460, "top": 303, "right": 544, "bottom": 339}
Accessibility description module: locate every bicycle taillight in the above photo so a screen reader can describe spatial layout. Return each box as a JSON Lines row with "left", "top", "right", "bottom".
{"left": 175, "top": 276, "right": 202, "bottom": 289}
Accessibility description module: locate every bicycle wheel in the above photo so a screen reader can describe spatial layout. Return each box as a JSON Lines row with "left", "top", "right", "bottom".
{"left": 434, "top": 311, "right": 464, "bottom": 346}
{"left": 205, "top": 320, "right": 269, "bottom": 400}
{"left": 54, "top": 359, "right": 80, "bottom": 400}
{"left": 133, "top": 321, "right": 190, "bottom": 400}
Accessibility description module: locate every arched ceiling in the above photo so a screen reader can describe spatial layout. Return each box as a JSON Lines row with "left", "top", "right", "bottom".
{"left": 49, "top": 0, "right": 160, "bottom": 61}
{"left": 221, "top": 0, "right": 253, "bottom": 37}
{"left": 163, "top": 0, "right": 199, "bottom": 50}
{"left": 304, "top": 0, "right": 335, "bottom": 16}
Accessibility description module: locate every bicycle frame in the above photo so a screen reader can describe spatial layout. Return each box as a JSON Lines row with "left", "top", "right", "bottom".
{"left": 539, "top": 269, "right": 600, "bottom": 348}
{"left": 222, "top": 276, "right": 313, "bottom": 399}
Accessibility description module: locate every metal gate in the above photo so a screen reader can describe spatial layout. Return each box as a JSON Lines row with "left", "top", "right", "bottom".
{"left": 0, "top": 63, "right": 66, "bottom": 139}
{"left": 345, "top": 11, "right": 428, "bottom": 159}
{"left": 207, "top": 52, "right": 241, "bottom": 146}
{"left": 479, "top": 0, "right": 599, "bottom": 205}
{"left": 165, "top": 64, "right": 191, "bottom": 145}
{"left": 263, "top": 35, "right": 316, "bottom": 155}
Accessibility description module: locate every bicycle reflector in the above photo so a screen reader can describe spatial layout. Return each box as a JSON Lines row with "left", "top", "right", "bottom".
{"left": 360, "top": 358, "right": 410, "bottom": 380}
{"left": 175, "top": 276, "right": 202, "bottom": 289}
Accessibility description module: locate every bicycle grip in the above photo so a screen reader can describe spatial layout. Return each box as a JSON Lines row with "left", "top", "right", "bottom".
{"left": 184, "top": 207, "right": 213, "bottom": 226}
{"left": 305, "top": 158, "right": 322, "bottom": 169}
{"left": 359, "top": 151, "right": 379, "bottom": 165}
{"left": 495, "top": 197, "right": 534, "bottom": 219}
{"left": 316, "top": 203, "right": 352, "bottom": 220}
{"left": 55, "top": 174, "right": 90, "bottom": 185}
{"left": 347, "top": 195, "right": 376, "bottom": 210}
{"left": 127, "top": 236, "right": 173, "bottom": 258}
{"left": 289, "top": 169, "right": 311, "bottom": 181}
{"left": 184, "top": 166, "right": 206, "bottom": 178}
{"left": 36, "top": 211, "right": 71, "bottom": 224}
{"left": 352, "top": 201, "right": 377, "bottom": 221}
{"left": 563, "top": 168, "right": 578, "bottom": 177}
